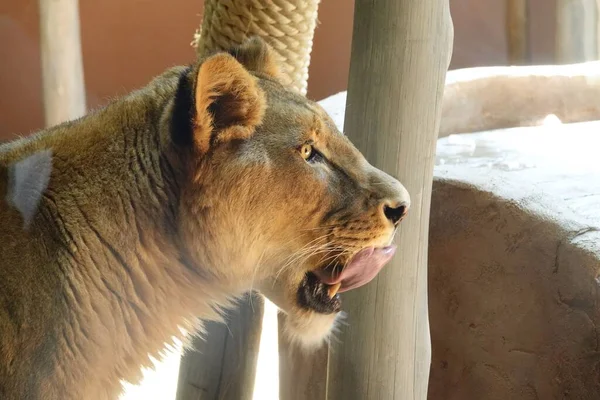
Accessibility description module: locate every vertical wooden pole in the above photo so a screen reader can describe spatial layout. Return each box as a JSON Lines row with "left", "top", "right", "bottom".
{"left": 38, "top": 0, "right": 86, "bottom": 127}
{"left": 506, "top": 0, "right": 530, "bottom": 64}
{"left": 326, "top": 0, "right": 453, "bottom": 399}
{"left": 176, "top": 293, "right": 264, "bottom": 400}
{"left": 556, "top": 0, "right": 599, "bottom": 63}
{"left": 278, "top": 313, "right": 328, "bottom": 400}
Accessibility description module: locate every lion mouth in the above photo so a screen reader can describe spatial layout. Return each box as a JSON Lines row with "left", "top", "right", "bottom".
{"left": 297, "top": 245, "right": 397, "bottom": 314}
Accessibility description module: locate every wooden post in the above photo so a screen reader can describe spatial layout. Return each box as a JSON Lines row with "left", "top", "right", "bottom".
{"left": 38, "top": 0, "right": 86, "bottom": 127}
{"left": 556, "top": 0, "right": 599, "bottom": 63}
{"left": 506, "top": 0, "right": 530, "bottom": 64}
{"left": 277, "top": 313, "right": 328, "bottom": 400}
{"left": 176, "top": 293, "right": 264, "bottom": 400}
{"left": 326, "top": 0, "right": 453, "bottom": 399}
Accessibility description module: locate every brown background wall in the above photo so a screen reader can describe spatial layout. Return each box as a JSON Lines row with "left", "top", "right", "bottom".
{"left": 0, "top": 0, "right": 556, "bottom": 141}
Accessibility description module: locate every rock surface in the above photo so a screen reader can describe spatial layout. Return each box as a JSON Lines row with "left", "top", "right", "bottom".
{"left": 430, "top": 123, "right": 600, "bottom": 399}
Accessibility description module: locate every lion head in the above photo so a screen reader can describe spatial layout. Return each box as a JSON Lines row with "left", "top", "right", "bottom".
{"left": 174, "top": 37, "right": 410, "bottom": 349}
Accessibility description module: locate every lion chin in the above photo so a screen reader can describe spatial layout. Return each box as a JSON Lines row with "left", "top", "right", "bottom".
{"left": 279, "top": 308, "right": 346, "bottom": 350}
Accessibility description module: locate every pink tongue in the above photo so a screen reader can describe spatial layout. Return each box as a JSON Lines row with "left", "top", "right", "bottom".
{"left": 313, "top": 245, "right": 397, "bottom": 293}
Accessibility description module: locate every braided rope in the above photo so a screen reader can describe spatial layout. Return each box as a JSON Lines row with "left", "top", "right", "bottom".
{"left": 192, "top": 0, "right": 321, "bottom": 95}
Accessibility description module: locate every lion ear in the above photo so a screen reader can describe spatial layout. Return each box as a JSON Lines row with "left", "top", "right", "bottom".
{"left": 193, "top": 52, "right": 266, "bottom": 153}
{"left": 227, "top": 36, "right": 283, "bottom": 80}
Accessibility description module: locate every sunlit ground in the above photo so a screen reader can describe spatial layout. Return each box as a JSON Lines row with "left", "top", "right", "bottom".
{"left": 437, "top": 113, "right": 600, "bottom": 174}
{"left": 252, "top": 299, "right": 280, "bottom": 400}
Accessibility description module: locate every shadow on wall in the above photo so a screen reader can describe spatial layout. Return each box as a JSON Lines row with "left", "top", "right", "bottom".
{"left": 0, "top": 0, "right": 555, "bottom": 140}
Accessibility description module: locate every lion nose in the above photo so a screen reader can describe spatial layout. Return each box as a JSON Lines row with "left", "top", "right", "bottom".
{"left": 383, "top": 201, "right": 409, "bottom": 225}
{"left": 377, "top": 178, "right": 410, "bottom": 226}
{"left": 368, "top": 165, "right": 411, "bottom": 226}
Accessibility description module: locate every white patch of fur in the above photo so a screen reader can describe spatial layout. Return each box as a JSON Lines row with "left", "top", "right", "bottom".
{"left": 282, "top": 310, "right": 347, "bottom": 351}
{"left": 6, "top": 149, "right": 53, "bottom": 228}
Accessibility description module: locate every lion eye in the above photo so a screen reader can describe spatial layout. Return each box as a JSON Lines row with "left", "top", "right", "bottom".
{"left": 300, "top": 144, "right": 314, "bottom": 161}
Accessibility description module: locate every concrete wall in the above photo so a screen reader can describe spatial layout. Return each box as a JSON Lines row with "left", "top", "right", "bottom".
{"left": 0, "top": 0, "right": 556, "bottom": 140}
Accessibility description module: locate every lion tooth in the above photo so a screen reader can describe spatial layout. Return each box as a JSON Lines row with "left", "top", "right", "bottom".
{"left": 328, "top": 283, "right": 342, "bottom": 299}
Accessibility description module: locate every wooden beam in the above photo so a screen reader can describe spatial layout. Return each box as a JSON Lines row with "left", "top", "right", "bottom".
{"left": 556, "top": 0, "right": 599, "bottom": 63}
{"left": 176, "top": 293, "right": 264, "bottom": 400}
{"left": 441, "top": 62, "right": 600, "bottom": 137}
{"left": 325, "top": 0, "right": 453, "bottom": 399}
{"left": 506, "top": 0, "right": 530, "bottom": 64}
{"left": 38, "top": 0, "right": 86, "bottom": 127}
{"left": 278, "top": 313, "right": 327, "bottom": 400}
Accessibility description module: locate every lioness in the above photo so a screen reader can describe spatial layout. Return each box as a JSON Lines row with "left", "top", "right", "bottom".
{"left": 0, "top": 37, "right": 410, "bottom": 399}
